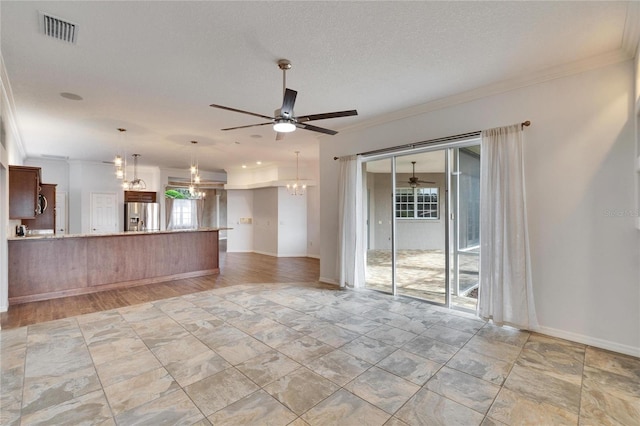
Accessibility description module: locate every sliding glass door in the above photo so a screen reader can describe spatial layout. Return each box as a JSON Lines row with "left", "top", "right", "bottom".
{"left": 394, "top": 151, "right": 448, "bottom": 304}
{"left": 363, "top": 140, "right": 480, "bottom": 310}
{"left": 364, "top": 158, "right": 393, "bottom": 293}
{"left": 450, "top": 146, "right": 480, "bottom": 309}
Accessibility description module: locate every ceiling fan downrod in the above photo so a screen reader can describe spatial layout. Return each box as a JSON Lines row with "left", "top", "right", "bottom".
{"left": 278, "top": 59, "right": 291, "bottom": 98}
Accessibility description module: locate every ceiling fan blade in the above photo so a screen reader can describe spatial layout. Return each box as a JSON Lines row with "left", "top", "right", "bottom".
{"left": 210, "top": 103, "right": 274, "bottom": 120}
{"left": 275, "top": 132, "right": 286, "bottom": 141}
{"left": 296, "top": 110, "right": 358, "bottom": 123}
{"left": 418, "top": 180, "right": 436, "bottom": 185}
{"left": 280, "top": 88, "right": 297, "bottom": 118}
{"left": 221, "top": 122, "right": 272, "bottom": 131}
{"left": 297, "top": 123, "right": 338, "bottom": 135}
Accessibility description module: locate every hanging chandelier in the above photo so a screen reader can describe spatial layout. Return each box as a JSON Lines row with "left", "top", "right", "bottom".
{"left": 189, "top": 141, "right": 205, "bottom": 199}
{"left": 287, "top": 151, "right": 306, "bottom": 196}
{"left": 122, "top": 154, "right": 146, "bottom": 191}
{"left": 113, "top": 128, "right": 146, "bottom": 191}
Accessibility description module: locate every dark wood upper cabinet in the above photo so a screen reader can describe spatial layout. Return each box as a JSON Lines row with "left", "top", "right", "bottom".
{"left": 124, "top": 191, "right": 156, "bottom": 203}
{"left": 9, "top": 166, "right": 41, "bottom": 219}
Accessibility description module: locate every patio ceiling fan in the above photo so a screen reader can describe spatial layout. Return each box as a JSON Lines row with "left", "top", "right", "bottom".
{"left": 209, "top": 59, "right": 358, "bottom": 140}
{"left": 408, "top": 161, "right": 435, "bottom": 188}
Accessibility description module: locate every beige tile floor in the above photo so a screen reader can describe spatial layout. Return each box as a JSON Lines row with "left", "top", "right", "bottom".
{"left": 2, "top": 282, "right": 639, "bottom": 425}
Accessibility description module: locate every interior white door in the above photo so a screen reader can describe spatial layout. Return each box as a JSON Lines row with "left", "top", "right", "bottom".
{"left": 90, "top": 192, "right": 118, "bottom": 234}
{"left": 55, "top": 190, "right": 68, "bottom": 234}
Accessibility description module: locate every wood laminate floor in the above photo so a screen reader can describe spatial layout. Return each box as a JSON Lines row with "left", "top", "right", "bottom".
{"left": 0, "top": 252, "right": 321, "bottom": 330}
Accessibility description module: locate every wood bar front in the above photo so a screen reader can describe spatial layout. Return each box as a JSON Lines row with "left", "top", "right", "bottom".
{"left": 8, "top": 229, "right": 220, "bottom": 304}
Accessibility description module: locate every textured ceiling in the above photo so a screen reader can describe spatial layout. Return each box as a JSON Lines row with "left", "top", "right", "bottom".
{"left": 1, "top": 1, "right": 636, "bottom": 173}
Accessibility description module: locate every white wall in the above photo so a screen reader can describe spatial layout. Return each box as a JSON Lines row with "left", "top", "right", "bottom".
{"left": 227, "top": 186, "right": 317, "bottom": 258}
{"left": 320, "top": 60, "right": 640, "bottom": 356}
{"left": 277, "top": 187, "right": 307, "bottom": 257}
{"left": 226, "top": 189, "right": 254, "bottom": 252}
{"left": 24, "top": 158, "right": 69, "bottom": 191}
{"left": 253, "top": 187, "right": 278, "bottom": 256}
{"left": 225, "top": 160, "right": 319, "bottom": 258}
{"left": 69, "top": 161, "right": 126, "bottom": 234}
{"left": 1, "top": 54, "right": 25, "bottom": 312}
{"left": 306, "top": 185, "right": 320, "bottom": 258}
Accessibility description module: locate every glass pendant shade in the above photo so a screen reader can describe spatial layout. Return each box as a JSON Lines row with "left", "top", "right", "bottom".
{"left": 287, "top": 151, "right": 306, "bottom": 195}
{"left": 187, "top": 140, "right": 204, "bottom": 199}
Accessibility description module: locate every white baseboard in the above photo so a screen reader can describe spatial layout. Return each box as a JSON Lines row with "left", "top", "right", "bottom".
{"left": 228, "top": 250, "right": 319, "bottom": 260}
{"left": 0, "top": 304, "right": 7, "bottom": 313}
{"left": 319, "top": 276, "right": 339, "bottom": 285}
{"left": 536, "top": 325, "right": 640, "bottom": 358}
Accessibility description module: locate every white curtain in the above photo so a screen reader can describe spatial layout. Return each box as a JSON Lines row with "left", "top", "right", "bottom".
{"left": 165, "top": 197, "right": 175, "bottom": 229}
{"left": 166, "top": 198, "right": 200, "bottom": 230}
{"left": 196, "top": 198, "right": 205, "bottom": 228}
{"left": 478, "top": 124, "right": 538, "bottom": 330}
{"left": 337, "top": 155, "right": 366, "bottom": 288}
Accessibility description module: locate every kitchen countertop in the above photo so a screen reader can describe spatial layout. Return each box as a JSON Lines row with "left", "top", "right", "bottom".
{"left": 8, "top": 227, "right": 230, "bottom": 241}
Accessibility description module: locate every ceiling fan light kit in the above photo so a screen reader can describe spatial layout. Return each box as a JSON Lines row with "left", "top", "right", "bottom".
{"left": 273, "top": 119, "right": 296, "bottom": 133}
{"left": 210, "top": 59, "right": 357, "bottom": 139}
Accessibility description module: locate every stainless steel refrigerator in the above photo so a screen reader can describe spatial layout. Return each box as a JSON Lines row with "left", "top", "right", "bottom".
{"left": 124, "top": 202, "right": 160, "bottom": 232}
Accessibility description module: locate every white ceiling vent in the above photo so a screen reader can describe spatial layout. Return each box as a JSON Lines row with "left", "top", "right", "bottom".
{"left": 39, "top": 11, "right": 78, "bottom": 44}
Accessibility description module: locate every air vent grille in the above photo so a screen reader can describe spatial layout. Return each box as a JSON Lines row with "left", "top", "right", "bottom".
{"left": 39, "top": 12, "right": 78, "bottom": 44}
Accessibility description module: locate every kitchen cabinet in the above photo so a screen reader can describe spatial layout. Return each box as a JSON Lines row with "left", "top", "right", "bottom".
{"left": 9, "top": 166, "right": 41, "bottom": 219}
{"left": 22, "top": 183, "right": 57, "bottom": 231}
{"left": 124, "top": 190, "right": 156, "bottom": 203}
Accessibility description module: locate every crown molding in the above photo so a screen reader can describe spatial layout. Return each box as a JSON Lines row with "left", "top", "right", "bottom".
{"left": 0, "top": 54, "right": 26, "bottom": 161}
{"left": 337, "top": 48, "right": 633, "bottom": 137}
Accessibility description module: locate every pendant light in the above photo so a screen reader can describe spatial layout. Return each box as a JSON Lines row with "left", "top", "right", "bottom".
{"left": 113, "top": 128, "right": 146, "bottom": 191}
{"left": 189, "top": 141, "right": 204, "bottom": 199}
{"left": 287, "top": 151, "right": 306, "bottom": 195}
{"left": 123, "top": 154, "right": 146, "bottom": 191}
{"left": 114, "top": 128, "right": 126, "bottom": 180}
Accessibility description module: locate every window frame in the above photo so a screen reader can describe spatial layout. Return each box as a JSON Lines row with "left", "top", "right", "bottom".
{"left": 395, "top": 186, "right": 439, "bottom": 220}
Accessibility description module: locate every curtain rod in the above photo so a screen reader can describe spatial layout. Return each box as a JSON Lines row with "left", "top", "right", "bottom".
{"left": 333, "top": 120, "right": 531, "bottom": 160}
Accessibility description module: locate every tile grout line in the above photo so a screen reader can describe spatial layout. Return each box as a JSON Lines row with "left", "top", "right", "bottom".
{"left": 75, "top": 315, "right": 118, "bottom": 423}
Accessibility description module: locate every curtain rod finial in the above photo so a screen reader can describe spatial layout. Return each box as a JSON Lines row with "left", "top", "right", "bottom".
{"left": 521, "top": 120, "right": 531, "bottom": 129}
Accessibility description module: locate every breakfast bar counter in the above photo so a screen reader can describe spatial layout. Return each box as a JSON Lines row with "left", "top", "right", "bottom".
{"left": 8, "top": 228, "right": 221, "bottom": 304}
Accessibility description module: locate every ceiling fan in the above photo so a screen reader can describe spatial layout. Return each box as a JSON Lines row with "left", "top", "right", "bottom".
{"left": 408, "top": 161, "right": 435, "bottom": 188}
{"left": 210, "top": 59, "right": 358, "bottom": 140}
